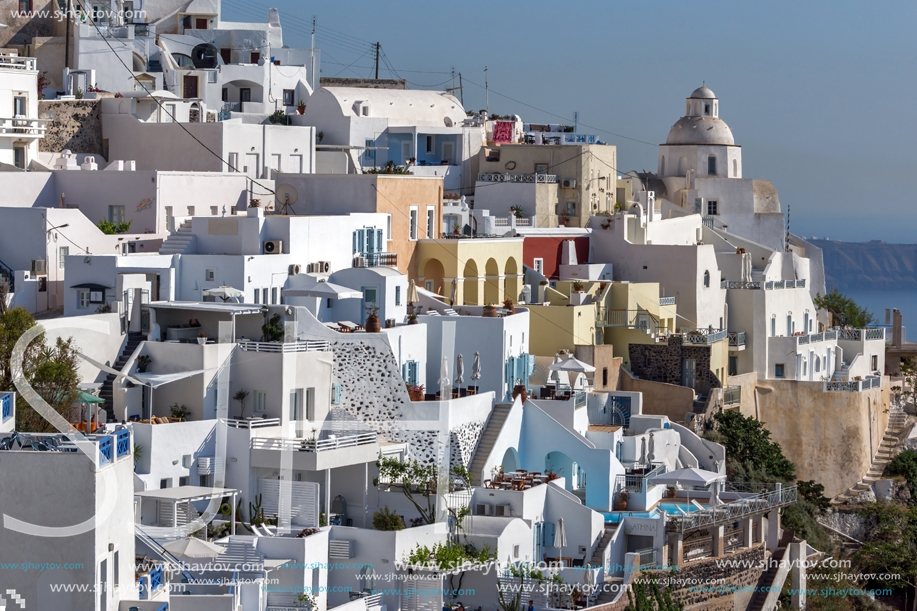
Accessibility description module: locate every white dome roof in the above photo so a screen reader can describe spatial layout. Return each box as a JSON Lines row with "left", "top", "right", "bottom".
{"left": 690, "top": 86, "right": 716, "bottom": 99}
{"left": 666, "top": 116, "right": 734, "bottom": 145}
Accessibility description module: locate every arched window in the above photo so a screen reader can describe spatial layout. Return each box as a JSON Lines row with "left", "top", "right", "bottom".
{"left": 703, "top": 270, "right": 710, "bottom": 288}
{"left": 677, "top": 156, "right": 688, "bottom": 175}
{"left": 660, "top": 156, "right": 665, "bottom": 175}
{"left": 732, "top": 159, "right": 738, "bottom": 177}
{"left": 815, "top": 357, "right": 820, "bottom": 373}
{"left": 707, "top": 155, "right": 717, "bottom": 176}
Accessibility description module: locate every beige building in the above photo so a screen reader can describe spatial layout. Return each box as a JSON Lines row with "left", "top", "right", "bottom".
{"left": 475, "top": 142, "right": 617, "bottom": 228}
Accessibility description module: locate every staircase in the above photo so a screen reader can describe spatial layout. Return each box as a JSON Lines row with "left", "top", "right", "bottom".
{"left": 98, "top": 332, "right": 145, "bottom": 422}
{"left": 589, "top": 527, "right": 615, "bottom": 567}
{"left": 469, "top": 403, "right": 512, "bottom": 485}
{"left": 831, "top": 409, "right": 911, "bottom": 504}
{"left": 159, "top": 219, "right": 195, "bottom": 255}
{"left": 831, "top": 362, "right": 851, "bottom": 381}
{"left": 746, "top": 530, "right": 794, "bottom": 611}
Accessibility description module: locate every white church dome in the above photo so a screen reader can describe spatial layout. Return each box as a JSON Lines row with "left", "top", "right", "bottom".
{"left": 689, "top": 86, "right": 716, "bottom": 99}
{"left": 666, "top": 116, "right": 735, "bottom": 145}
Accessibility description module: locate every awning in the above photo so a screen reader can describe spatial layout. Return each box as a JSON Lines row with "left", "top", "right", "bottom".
{"left": 70, "top": 283, "right": 112, "bottom": 290}
{"left": 149, "top": 301, "right": 263, "bottom": 315}
{"left": 77, "top": 391, "right": 105, "bottom": 404}
{"left": 650, "top": 468, "right": 725, "bottom": 487}
{"left": 283, "top": 283, "right": 362, "bottom": 300}
{"left": 133, "top": 369, "right": 214, "bottom": 389}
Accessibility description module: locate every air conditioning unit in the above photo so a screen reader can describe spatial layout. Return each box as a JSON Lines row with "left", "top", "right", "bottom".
{"left": 321, "top": 261, "right": 331, "bottom": 273}
{"left": 31, "top": 259, "right": 46, "bottom": 275}
{"left": 289, "top": 264, "right": 301, "bottom": 275}
{"left": 263, "top": 240, "right": 282, "bottom": 255}
{"left": 562, "top": 179, "right": 576, "bottom": 189}
{"left": 329, "top": 539, "right": 354, "bottom": 559}
{"left": 495, "top": 504, "right": 512, "bottom": 517}
{"left": 474, "top": 503, "right": 493, "bottom": 516}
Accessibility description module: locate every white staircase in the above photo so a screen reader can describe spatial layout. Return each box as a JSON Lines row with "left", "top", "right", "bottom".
{"left": 159, "top": 219, "right": 195, "bottom": 255}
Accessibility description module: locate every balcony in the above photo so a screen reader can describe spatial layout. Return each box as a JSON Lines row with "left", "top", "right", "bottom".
{"left": 836, "top": 328, "right": 885, "bottom": 341}
{"left": 595, "top": 308, "right": 661, "bottom": 332}
{"left": 682, "top": 329, "right": 728, "bottom": 345}
{"left": 728, "top": 332, "right": 746, "bottom": 350}
{"left": 250, "top": 431, "right": 379, "bottom": 471}
{"left": 225, "top": 417, "right": 281, "bottom": 429}
{"left": 723, "top": 385, "right": 741, "bottom": 406}
{"left": 0, "top": 56, "right": 38, "bottom": 71}
{"left": 825, "top": 376, "right": 881, "bottom": 392}
{"left": 0, "top": 117, "right": 49, "bottom": 139}
{"left": 616, "top": 461, "right": 665, "bottom": 494}
{"left": 795, "top": 330, "right": 838, "bottom": 345}
{"left": 659, "top": 296, "right": 676, "bottom": 306}
{"left": 764, "top": 279, "right": 806, "bottom": 290}
{"left": 721, "top": 280, "right": 762, "bottom": 290}
{"left": 666, "top": 484, "right": 797, "bottom": 533}
{"left": 477, "top": 172, "right": 559, "bottom": 184}
{"left": 238, "top": 340, "right": 331, "bottom": 353}
{"left": 353, "top": 252, "right": 397, "bottom": 268}
{"left": 0, "top": 428, "right": 133, "bottom": 468}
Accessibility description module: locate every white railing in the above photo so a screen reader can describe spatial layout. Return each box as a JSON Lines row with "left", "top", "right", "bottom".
{"left": 225, "top": 417, "right": 281, "bottom": 429}
{"left": 0, "top": 56, "right": 38, "bottom": 71}
{"left": 825, "top": 376, "right": 881, "bottom": 392}
{"left": 659, "top": 296, "right": 676, "bottom": 306}
{"left": 836, "top": 328, "right": 885, "bottom": 342}
{"left": 682, "top": 329, "right": 728, "bottom": 344}
{"left": 477, "top": 172, "right": 558, "bottom": 183}
{"left": 238, "top": 340, "right": 330, "bottom": 353}
{"left": 0, "top": 117, "right": 49, "bottom": 138}
{"left": 667, "top": 486, "right": 797, "bottom": 533}
{"left": 252, "top": 432, "right": 377, "bottom": 453}
{"left": 721, "top": 280, "right": 762, "bottom": 290}
{"left": 763, "top": 279, "right": 807, "bottom": 290}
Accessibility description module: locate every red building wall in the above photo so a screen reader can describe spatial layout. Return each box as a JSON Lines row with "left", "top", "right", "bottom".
{"left": 522, "top": 236, "right": 591, "bottom": 279}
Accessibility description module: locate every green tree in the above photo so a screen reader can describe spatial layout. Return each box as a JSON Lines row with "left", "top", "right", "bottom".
{"left": 373, "top": 456, "right": 471, "bottom": 525}
{"left": 706, "top": 410, "right": 796, "bottom": 482}
{"left": 855, "top": 503, "right": 917, "bottom": 611}
{"left": 625, "top": 578, "right": 684, "bottom": 611}
{"left": 813, "top": 288, "right": 876, "bottom": 328}
{"left": 0, "top": 307, "right": 81, "bottom": 432}
{"left": 886, "top": 450, "right": 917, "bottom": 497}
{"left": 96, "top": 219, "right": 133, "bottom": 235}
{"left": 372, "top": 506, "right": 404, "bottom": 531}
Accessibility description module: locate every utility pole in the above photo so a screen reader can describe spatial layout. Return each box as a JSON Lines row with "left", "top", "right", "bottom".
{"left": 446, "top": 70, "right": 464, "bottom": 107}
{"left": 374, "top": 42, "right": 380, "bottom": 80}
{"left": 310, "top": 16, "right": 316, "bottom": 91}
{"left": 484, "top": 66, "right": 489, "bottom": 113}
{"left": 458, "top": 72, "right": 463, "bottom": 105}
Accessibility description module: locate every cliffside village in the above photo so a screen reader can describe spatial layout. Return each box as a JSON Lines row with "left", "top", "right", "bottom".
{"left": 0, "top": 2, "right": 914, "bottom": 611}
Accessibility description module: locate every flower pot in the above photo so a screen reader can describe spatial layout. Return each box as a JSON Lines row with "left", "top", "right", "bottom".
{"left": 666, "top": 489, "right": 677, "bottom": 499}
{"left": 408, "top": 317, "right": 418, "bottom": 325}
{"left": 197, "top": 337, "right": 207, "bottom": 345}
{"left": 615, "top": 500, "right": 628, "bottom": 510}
{"left": 297, "top": 107, "right": 305, "bottom": 115}
{"left": 365, "top": 314, "right": 381, "bottom": 333}
{"left": 409, "top": 390, "right": 424, "bottom": 401}
{"left": 137, "top": 365, "right": 148, "bottom": 373}
{"left": 482, "top": 307, "right": 497, "bottom": 318}
{"left": 512, "top": 384, "right": 528, "bottom": 403}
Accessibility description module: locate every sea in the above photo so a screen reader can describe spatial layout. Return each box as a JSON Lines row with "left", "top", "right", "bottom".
{"left": 844, "top": 290, "right": 917, "bottom": 329}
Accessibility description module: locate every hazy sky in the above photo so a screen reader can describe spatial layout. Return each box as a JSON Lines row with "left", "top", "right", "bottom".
{"left": 222, "top": 0, "right": 917, "bottom": 243}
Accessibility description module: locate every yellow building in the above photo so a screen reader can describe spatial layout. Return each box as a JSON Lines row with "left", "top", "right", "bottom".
{"left": 598, "top": 281, "right": 678, "bottom": 359}
{"left": 416, "top": 238, "right": 523, "bottom": 306}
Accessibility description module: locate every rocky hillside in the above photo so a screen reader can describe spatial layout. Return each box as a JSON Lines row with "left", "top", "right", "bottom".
{"left": 810, "top": 239, "right": 917, "bottom": 291}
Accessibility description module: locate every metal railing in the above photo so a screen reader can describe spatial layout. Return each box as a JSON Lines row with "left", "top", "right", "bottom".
{"left": 728, "top": 332, "right": 746, "bottom": 347}
{"left": 353, "top": 252, "right": 397, "bottom": 268}
{"left": 825, "top": 376, "right": 881, "bottom": 392}
{"left": 595, "top": 308, "right": 661, "bottom": 331}
{"left": 252, "top": 431, "right": 377, "bottom": 453}
{"left": 659, "top": 296, "right": 676, "bottom": 306}
{"left": 225, "top": 417, "right": 281, "bottom": 429}
{"left": 723, "top": 386, "right": 741, "bottom": 405}
{"left": 636, "top": 548, "right": 657, "bottom": 566}
{"left": 764, "top": 279, "right": 806, "bottom": 290}
{"left": 835, "top": 328, "right": 885, "bottom": 341}
{"left": 721, "top": 281, "right": 762, "bottom": 290}
{"left": 573, "top": 390, "right": 586, "bottom": 408}
{"left": 666, "top": 485, "right": 797, "bottom": 533}
{"left": 0, "top": 117, "right": 49, "bottom": 138}
{"left": 0, "top": 257, "right": 14, "bottom": 294}
{"left": 795, "top": 330, "right": 837, "bottom": 345}
{"left": 617, "top": 462, "right": 665, "bottom": 494}
{"left": 477, "top": 172, "right": 558, "bottom": 183}
{"left": 238, "top": 340, "right": 330, "bottom": 353}
{"left": 682, "top": 329, "right": 728, "bottom": 344}
{"left": 115, "top": 428, "right": 131, "bottom": 458}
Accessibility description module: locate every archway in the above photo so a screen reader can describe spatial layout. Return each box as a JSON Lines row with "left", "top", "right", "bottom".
{"left": 504, "top": 257, "right": 520, "bottom": 304}
{"left": 677, "top": 156, "right": 688, "bottom": 176}
{"left": 545, "top": 451, "right": 582, "bottom": 493}
{"left": 462, "top": 259, "right": 479, "bottom": 305}
{"left": 501, "top": 447, "right": 519, "bottom": 473}
{"left": 483, "top": 257, "right": 500, "bottom": 305}
{"left": 422, "top": 258, "right": 445, "bottom": 296}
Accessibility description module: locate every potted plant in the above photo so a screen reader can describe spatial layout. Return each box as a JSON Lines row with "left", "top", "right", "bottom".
{"left": 197, "top": 332, "right": 208, "bottom": 345}
{"left": 503, "top": 298, "right": 515, "bottom": 315}
{"left": 233, "top": 389, "right": 249, "bottom": 419}
{"left": 545, "top": 470, "right": 558, "bottom": 482}
{"left": 136, "top": 355, "right": 152, "bottom": 373}
{"left": 316, "top": 130, "right": 324, "bottom": 144}
{"left": 509, "top": 205, "right": 524, "bottom": 219}
{"left": 452, "top": 223, "right": 461, "bottom": 236}
{"left": 572, "top": 281, "right": 585, "bottom": 293}
{"left": 407, "top": 312, "right": 419, "bottom": 325}
{"left": 666, "top": 485, "right": 677, "bottom": 499}
{"left": 615, "top": 490, "right": 629, "bottom": 510}
{"left": 365, "top": 305, "right": 381, "bottom": 333}
{"left": 169, "top": 403, "right": 191, "bottom": 421}
{"left": 512, "top": 384, "right": 528, "bottom": 403}
{"left": 406, "top": 383, "right": 424, "bottom": 401}
{"left": 297, "top": 100, "right": 306, "bottom": 114}
{"left": 482, "top": 304, "right": 497, "bottom": 318}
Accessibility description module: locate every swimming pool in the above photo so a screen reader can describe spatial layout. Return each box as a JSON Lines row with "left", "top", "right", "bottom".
{"left": 601, "top": 509, "right": 661, "bottom": 523}
{"left": 656, "top": 502, "right": 703, "bottom": 515}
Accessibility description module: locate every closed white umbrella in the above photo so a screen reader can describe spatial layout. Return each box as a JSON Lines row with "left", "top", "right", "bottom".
{"left": 553, "top": 517, "right": 567, "bottom": 560}
{"left": 449, "top": 278, "right": 458, "bottom": 305}
{"left": 440, "top": 356, "right": 450, "bottom": 392}
{"left": 454, "top": 353, "right": 464, "bottom": 386}
{"left": 407, "top": 279, "right": 419, "bottom": 306}
{"left": 471, "top": 352, "right": 482, "bottom": 382}
{"left": 163, "top": 537, "right": 226, "bottom": 558}
{"left": 548, "top": 353, "right": 563, "bottom": 383}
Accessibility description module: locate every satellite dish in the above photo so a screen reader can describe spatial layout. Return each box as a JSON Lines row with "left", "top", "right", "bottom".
{"left": 275, "top": 184, "right": 299, "bottom": 215}
{"left": 191, "top": 43, "right": 219, "bottom": 69}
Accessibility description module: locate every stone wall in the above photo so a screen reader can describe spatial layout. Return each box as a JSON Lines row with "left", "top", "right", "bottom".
{"left": 38, "top": 100, "right": 103, "bottom": 155}
{"left": 621, "top": 371, "right": 695, "bottom": 423}
{"left": 629, "top": 335, "right": 722, "bottom": 394}
{"left": 659, "top": 544, "right": 764, "bottom": 611}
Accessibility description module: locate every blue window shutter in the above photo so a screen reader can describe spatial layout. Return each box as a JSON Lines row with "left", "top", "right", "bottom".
{"left": 409, "top": 361, "right": 419, "bottom": 386}
{"left": 332, "top": 384, "right": 342, "bottom": 404}
{"left": 525, "top": 353, "right": 536, "bottom": 377}
{"left": 374, "top": 228, "right": 383, "bottom": 253}
{"left": 402, "top": 363, "right": 409, "bottom": 383}
{"left": 505, "top": 357, "right": 515, "bottom": 385}
{"left": 543, "top": 522, "right": 555, "bottom": 547}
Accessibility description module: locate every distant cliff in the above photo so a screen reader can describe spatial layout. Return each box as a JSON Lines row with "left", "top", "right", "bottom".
{"left": 809, "top": 240, "right": 917, "bottom": 291}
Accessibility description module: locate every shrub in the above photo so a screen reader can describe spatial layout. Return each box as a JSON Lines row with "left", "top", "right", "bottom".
{"left": 372, "top": 506, "right": 404, "bottom": 531}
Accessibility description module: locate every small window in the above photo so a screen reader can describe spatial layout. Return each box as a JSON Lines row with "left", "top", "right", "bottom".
{"left": 13, "top": 95, "right": 26, "bottom": 116}
{"left": 18, "top": 0, "right": 31, "bottom": 12}
{"left": 271, "top": 287, "right": 277, "bottom": 304}
{"left": 872, "top": 355, "right": 878, "bottom": 371}
{"left": 395, "top": 286, "right": 402, "bottom": 306}
{"left": 704, "top": 103, "right": 711, "bottom": 115}
{"left": 409, "top": 206, "right": 418, "bottom": 241}
{"left": 199, "top": 474, "right": 213, "bottom": 487}
{"left": 425, "top": 135, "right": 434, "bottom": 154}
{"left": 602, "top": 367, "right": 608, "bottom": 386}
{"left": 250, "top": 52, "right": 261, "bottom": 64}
{"left": 513, "top": 544, "right": 520, "bottom": 558}
{"left": 220, "top": 48, "right": 231, "bottom": 65}
{"left": 728, "top": 355, "right": 738, "bottom": 376}
{"left": 707, "top": 155, "right": 717, "bottom": 176}
{"left": 160, "top": 478, "right": 171, "bottom": 489}
{"left": 254, "top": 390, "right": 267, "bottom": 413}
{"left": 108, "top": 205, "right": 125, "bottom": 223}
{"left": 386, "top": 214, "right": 392, "bottom": 241}
{"left": 187, "top": 206, "right": 195, "bottom": 216}
{"left": 707, "top": 200, "right": 718, "bottom": 216}
{"left": 195, "top": 17, "right": 208, "bottom": 29}
{"left": 178, "top": 476, "right": 190, "bottom": 487}
{"left": 78, "top": 290, "right": 90, "bottom": 309}
{"left": 775, "top": 363, "right": 785, "bottom": 378}
{"left": 59, "top": 246, "right": 69, "bottom": 269}
{"left": 182, "top": 454, "right": 192, "bottom": 468}
{"left": 364, "top": 139, "right": 374, "bottom": 161}
{"left": 815, "top": 357, "right": 820, "bottom": 373}
{"left": 206, "top": 269, "right": 215, "bottom": 281}
{"left": 210, "top": 206, "right": 218, "bottom": 216}
{"left": 221, "top": 87, "right": 228, "bottom": 102}
{"left": 533, "top": 258, "right": 544, "bottom": 275}
{"left": 13, "top": 146, "right": 26, "bottom": 170}
{"left": 283, "top": 89, "right": 295, "bottom": 106}
{"left": 426, "top": 206, "right": 436, "bottom": 238}
{"left": 305, "top": 388, "right": 315, "bottom": 421}
{"left": 732, "top": 159, "right": 738, "bottom": 177}
{"left": 703, "top": 270, "right": 710, "bottom": 288}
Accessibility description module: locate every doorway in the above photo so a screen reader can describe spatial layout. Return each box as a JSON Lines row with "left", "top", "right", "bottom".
{"left": 183, "top": 75, "right": 198, "bottom": 98}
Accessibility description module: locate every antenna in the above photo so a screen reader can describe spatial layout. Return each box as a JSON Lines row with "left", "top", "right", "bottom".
{"left": 310, "top": 16, "right": 316, "bottom": 91}
{"left": 484, "top": 66, "right": 489, "bottom": 113}
{"left": 275, "top": 184, "right": 299, "bottom": 215}
{"left": 785, "top": 204, "right": 791, "bottom": 252}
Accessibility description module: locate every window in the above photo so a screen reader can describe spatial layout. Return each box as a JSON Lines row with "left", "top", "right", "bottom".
{"left": 253, "top": 390, "right": 267, "bottom": 413}
{"left": 19, "top": 0, "right": 31, "bottom": 12}
{"left": 425, "top": 135, "right": 434, "bottom": 154}
{"left": 250, "top": 52, "right": 260, "bottom": 64}
{"left": 271, "top": 287, "right": 277, "bottom": 304}
{"left": 227, "top": 152, "right": 238, "bottom": 172}
{"left": 364, "top": 139, "right": 375, "bottom": 161}
{"left": 240, "top": 88, "right": 251, "bottom": 102}
{"left": 815, "top": 357, "right": 820, "bottom": 373}
{"left": 283, "top": 89, "right": 295, "bottom": 106}
{"left": 220, "top": 48, "right": 231, "bottom": 64}
{"left": 775, "top": 363, "right": 785, "bottom": 378}
{"left": 729, "top": 356, "right": 738, "bottom": 376}
{"left": 205, "top": 269, "right": 215, "bottom": 281}
{"left": 409, "top": 206, "right": 418, "bottom": 240}
{"left": 395, "top": 286, "right": 402, "bottom": 306}
{"left": 513, "top": 545, "right": 520, "bottom": 559}
{"left": 221, "top": 87, "right": 228, "bottom": 102}
{"left": 187, "top": 206, "right": 195, "bottom": 216}
{"left": 160, "top": 478, "right": 171, "bottom": 489}
{"left": 872, "top": 355, "right": 878, "bottom": 371}
{"left": 703, "top": 270, "right": 710, "bottom": 288}
{"left": 771, "top": 317, "right": 776, "bottom": 337}
{"left": 602, "top": 367, "right": 608, "bottom": 386}
{"left": 78, "top": 290, "right": 90, "bottom": 309}
{"left": 305, "top": 388, "right": 315, "bottom": 421}
{"left": 59, "top": 246, "right": 69, "bottom": 269}
{"left": 707, "top": 155, "right": 717, "bottom": 176}
{"left": 707, "top": 200, "right": 718, "bottom": 215}
{"left": 210, "top": 206, "right": 218, "bottom": 216}
{"left": 704, "top": 103, "right": 711, "bottom": 115}
{"left": 182, "top": 454, "right": 192, "bottom": 468}
{"left": 13, "top": 95, "right": 26, "bottom": 116}
{"left": 178, "top": 476, "right": 190, "bottom": 486}
{"left": 262, "top": 288, "right": 269, "bottom": 304}
{"left": 533, "top": 258, "right": 544, "bottom": 275}
{"left": 733, "top": 159, "right": 738, "bottom": 177}
{"left": 195, "top": 17, "right": 208, "bottom": 29}
{"left": 426, "top": 206, "right": 436, "bottom": 238}
{"left": 386, "top": 214, "right": 392, "bottom": 241}
{"left": 108, "top": 205, "right": 125, "bottom": 223}
{"left": 113, "top": 550, "right": 119, "bottom": 587}
{"left": 425, "top": 279, "right": 434, "bottom": 292}
{"left": 199, "top": 474, "right": 213, "bottom": 487}
{"left": 290, "top": 389, "right": 304, "bottom": 436}
{"left": 13, "top": 145, "right": 26, "bottom": 170}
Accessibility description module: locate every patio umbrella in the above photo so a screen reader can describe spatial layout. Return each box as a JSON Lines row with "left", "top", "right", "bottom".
{"left": 163, "top": 537, "right": 226, "bottom": 558}
{"left": 454, "top": 353, "right": 465, "bottom": 386}
{"left": 554, "top": 516, "right": 567, "bottom": 559}
{"left": 548, "top": 356, "right": 596, "bottom": 388}
{"left": 407, "top": 279, "right": 419, "bottom": 307}
{"left": 548, "top": 353, "right": 563, "bottom": 383}
{"left": 648, "top": 432, "right": 655, "bottom": 461}
{"left": 449, "top": 278, "right": 458, "bottom": 306}
{"left": 639, "top": 437, "right": 647, "bottom": 466}
{"left": 203, "top": 286, "right": 244, "bottom": 302}
{"left": 440, "top": 355, "right": 451, "bottom": 391}
{"left": 648, "top": 468, "right": 726, "bottom": 488}
{"left": 471, "top": 352, "right": 482, "bottom": 382}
